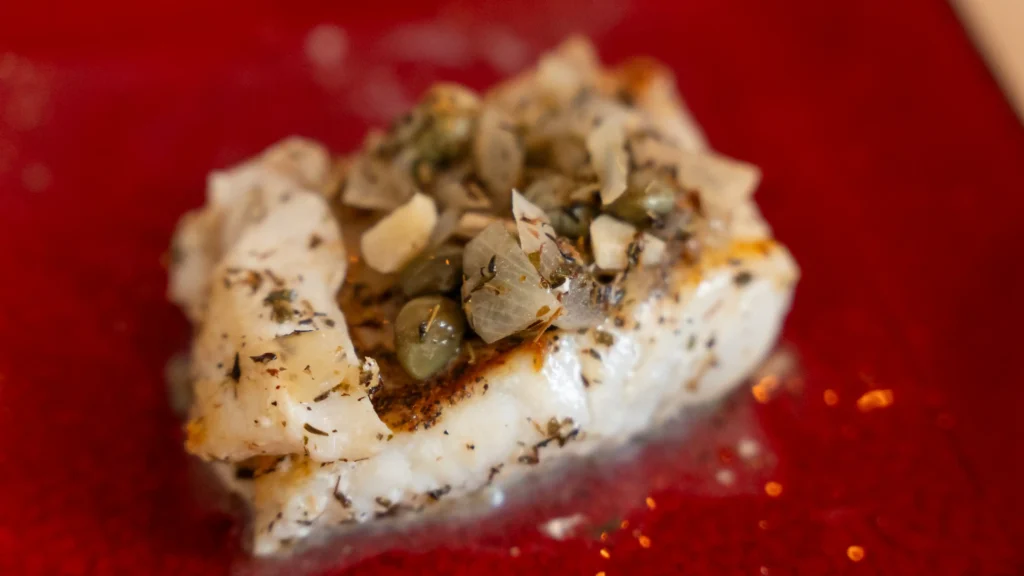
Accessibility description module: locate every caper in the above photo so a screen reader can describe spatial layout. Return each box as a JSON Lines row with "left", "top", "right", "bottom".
{"left": 548, "top": 203, "right": 597, "bottom": 239}
{"left": 399, "top": 245, "right": 464, "bottom": 298}
{"left": 395, "top": 296, "right": 465, "bottom": 380}
{"left": 523, "top": 172, "right": 575, "bottom": 211}
{"left": 389, "top": 109, "right": 427, "bottom": 146}
{"left": 415, "top": 114, "right": 474, "bottom": 164}
{"left": 606, "top": 178, "right": 677, "bottom": 225}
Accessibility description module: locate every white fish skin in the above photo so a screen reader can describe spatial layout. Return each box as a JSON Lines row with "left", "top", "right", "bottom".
{"left": 220, "top": 239, "right": 797, "bottom": 555}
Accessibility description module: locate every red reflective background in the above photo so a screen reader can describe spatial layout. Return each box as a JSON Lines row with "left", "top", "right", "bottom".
{"left": 1, "top": 0, "right": 1022, "bottom": 574}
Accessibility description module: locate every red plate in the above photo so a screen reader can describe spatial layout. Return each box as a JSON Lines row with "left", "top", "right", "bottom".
{"left": 1, "top": 1, "right": 1022, "bottom": 574}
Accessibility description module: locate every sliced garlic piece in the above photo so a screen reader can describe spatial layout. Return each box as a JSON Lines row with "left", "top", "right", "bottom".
{"left": 360, "top": 193, "right": 437, "bottom": 273}
{"left": 590, "top": 215, "right": 666, "bottom": 270}
{"left": 586, "top": 119, "right": 629, "bottom": 205}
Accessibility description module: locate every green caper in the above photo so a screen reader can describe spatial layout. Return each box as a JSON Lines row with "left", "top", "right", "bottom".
{"left": 523, "top": 173, "right": 574, "bottom": 211}
{"left": 415, "top": 114, "right": 474, "bottom": 163}
{"left": 388, "top": 109, "right": 427, "bottom": 146}
{"left": 606, "top": 178, "right": 677, "bottom": 225}
{"left": 395, "top": 296, "right": 465, "bottom": 380}
{"left": 399, "top": 245, "right": 464, "bottom": 298}
{"left": 548, "top": 203, "right": 597, "bottom": 239}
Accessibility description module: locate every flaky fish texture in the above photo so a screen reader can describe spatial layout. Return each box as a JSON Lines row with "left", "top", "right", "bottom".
{"left": 168, "top": 37, "right": 798, "bottom": 555}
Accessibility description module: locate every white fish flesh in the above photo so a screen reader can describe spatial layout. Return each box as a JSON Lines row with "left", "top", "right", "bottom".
{"left": 167, "top": 39, "right": 799, "bottom": 555}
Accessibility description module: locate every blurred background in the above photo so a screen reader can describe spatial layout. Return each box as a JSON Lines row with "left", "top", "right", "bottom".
{"left": 0, "top": 1, "right": 1021, "bottom": 575}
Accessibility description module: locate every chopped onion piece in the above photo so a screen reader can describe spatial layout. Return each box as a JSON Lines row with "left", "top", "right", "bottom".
{"left": 586, "top": 119, "right": 629, "bottom": 205}
{"left": 473, "top": 106, "right": 523, "bottom": 211}
{"left": 552, "top": 273, "right": 603, "bottom": 329}
{"left": 434, "top": 166, "right": 492, "bottom": 211}
{"left": 590, "top": 215, "right": 666, "bottom": 270}
{"left": 342, "top": 156, "right": 417, "bottom": 211}
{"left": 360, "top": 193, "right": 437, "bottom": 273}
{"left": 568, "top": 182, "right": 602, "bottom": 204}
{"left": 462, "top": 223, "right": 559, "bottom": 343}
{"left": 535, "top": 36, "right": 599, "bottom": 104}
{"left": 511, "top": 190, "right": 562, "bottom": 278}
{"left": 511, "top": 194, "right": 604, "bottom": 330}
{"left": 429, "top": 207, "right": 462, "bottom": 248}
{"left": 628, "top": 134, "right": 680, "bottom": 173}
{"left": 677, "top": 150, "right": 761, "bottom": 224}
{"left": 455, "top": 212, "right": 515, "bottom": 239}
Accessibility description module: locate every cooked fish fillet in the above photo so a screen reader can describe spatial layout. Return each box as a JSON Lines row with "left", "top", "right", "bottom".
{"left": 168, "top": 37, "right": 798, "bottom": 555}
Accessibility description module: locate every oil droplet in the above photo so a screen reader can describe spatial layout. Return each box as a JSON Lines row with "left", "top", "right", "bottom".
{"left": 619, "top": 520, "right": 629, "bottom": 530}
{"left": 509, "top": 546, "right": 520, "bottom": 557}
{"left": 596, "top": 572, "right": 606, "bottom": 576}
{"left": 764, "top": 481, "right": 783, "bottom": 497}
{"left": 599, "top": 548, "right": 611, "bottom": 559}
{"left": 758, "top": 520, "right": 769, "bottom": 530}
{"left": 823, "top": 389, "right": 839, "bottom": 406}
{"left": 638, "top": 535, "right": 651, "bottom": 548}
{"left": 857, "top": 389, "right": 893, "bottom": 412}
{"left": 645, "top": 496, "right": 656, "bottom": 510}
{"left": 751, "top": 374, "right": 780, "bottom": 403}
{"left": 847, "top": 545, "right": 865, "bottom": 562}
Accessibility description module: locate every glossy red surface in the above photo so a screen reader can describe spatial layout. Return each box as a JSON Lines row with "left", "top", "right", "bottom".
{"left": 1, "top": 1, "right": 1022, "bottom": 574}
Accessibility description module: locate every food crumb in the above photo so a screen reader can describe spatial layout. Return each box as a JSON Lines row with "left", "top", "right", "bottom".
{"left": 751, "top": 375, "right": 780, "bottom": 403}
{"left": 823, "top": 388, "right": 839, "bottom": 406}
{"left": 846, "top": 545, "right": 865, "bottom": 562}
{"left": 856, "top": 389, "right": 893, "bottom": 412}
{"left": 764, "top": 481, "right": 783, "bottom": 497}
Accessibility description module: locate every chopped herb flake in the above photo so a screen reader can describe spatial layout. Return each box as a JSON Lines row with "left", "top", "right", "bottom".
{"left": 228, "top": 353, "right": 241, "bottom": 382}
{"left": 303, "top": 423, "right": 329, "bottom": 436}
